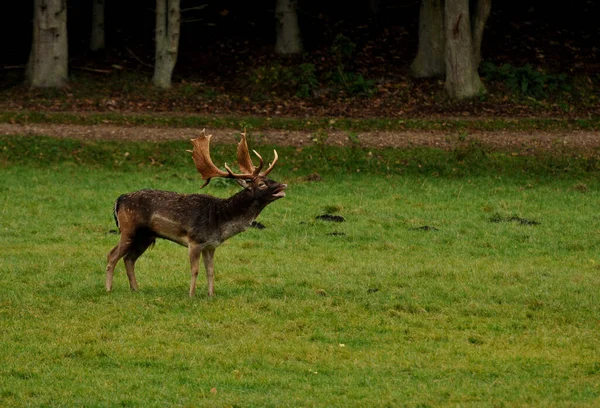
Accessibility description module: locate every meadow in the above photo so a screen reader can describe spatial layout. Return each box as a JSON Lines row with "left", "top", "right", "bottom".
{"left": 1, "top": 134, "right": 599, "bottom": 407}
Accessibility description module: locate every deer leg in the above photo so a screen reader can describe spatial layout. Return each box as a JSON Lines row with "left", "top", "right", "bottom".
{"left": 105, "top": 245, "right": 120, "bottom": 292}
{"left": 123, "top": 237, "right": 155, "bottom": 292}
{"left": 202, "top": 247, "right": 216, "bottom": 297}
{"left": 188, "top": 243, "right": 202, "bottom": 297}
{"left": 105, "top": 235, "right": 134, "bottom": 292}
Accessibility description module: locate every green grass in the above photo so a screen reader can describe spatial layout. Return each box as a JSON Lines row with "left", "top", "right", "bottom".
{"left": 1, "top": 135, "right": 600, "bottom": 407}
{"left": 1, "top": 109, "right": 600, "bottom": 133}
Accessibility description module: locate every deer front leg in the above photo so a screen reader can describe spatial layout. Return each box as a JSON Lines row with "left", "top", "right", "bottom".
{"left": 188, "top": 243, "right": 202, "bottom": 297}
{"left": 202, "top": 247, "right": 216, "bottom": 297}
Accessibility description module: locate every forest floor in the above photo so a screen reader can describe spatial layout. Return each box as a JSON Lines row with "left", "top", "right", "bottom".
{"left": 0, "top": 8, "right": 598, "bottom": 153}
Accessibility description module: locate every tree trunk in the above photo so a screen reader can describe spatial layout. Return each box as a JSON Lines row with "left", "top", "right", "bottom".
{"left": 275, "top": 0, "right": 302, "bottom": 55}
{"left": 444, "top": 0, "right": 485, "bottom": 99}
{"left": 368, "top": 0, "right": 381, "bottom": 28}
{"left": 90, "top": 0, "right": 106, "bottom": 51}
{"left": 470, "top": 0, "right": 491, "bottom": 66}
{"left": 411, "top": 0, "right": 445, "bottom": 78}
{"left": 26, "top": 0, "right": 68, "bottom": 88}
{"left": 153, "top": 0, "right": 180, "bottom": 88}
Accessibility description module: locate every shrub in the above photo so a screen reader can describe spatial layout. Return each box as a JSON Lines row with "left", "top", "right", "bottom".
{"left": 481, "top": 62, "right": 571, "bottom": 99}
{"left": 329, "top": 34, "right": 376, "bottom": 96}
{"left": 331, "top": 70, "right": 376, "bottom": 96}
{"left": 246, "top": 62, "right": 319, "bottom": 98}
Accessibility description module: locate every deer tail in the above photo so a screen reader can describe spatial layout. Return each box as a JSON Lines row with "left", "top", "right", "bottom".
{"left": 113, "top": 194, "right": 128, "bottom": 231}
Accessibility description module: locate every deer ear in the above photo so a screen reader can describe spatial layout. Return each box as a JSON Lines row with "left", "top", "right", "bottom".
{"left": 236, "top": 179, "right": 251, "bottom": 188}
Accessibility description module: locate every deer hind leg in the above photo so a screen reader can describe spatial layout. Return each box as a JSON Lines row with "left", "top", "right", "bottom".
{"left": 123, "top": 236, "right": 155, "bottom": 291}
{"left": 106, "top": 234, "right": 134, "bottom": 292}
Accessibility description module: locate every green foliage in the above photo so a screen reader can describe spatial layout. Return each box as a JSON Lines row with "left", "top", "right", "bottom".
{"left": 1, "top": 136, "right": 600, "bottom": 406}
{"left": 329, "top": 34, "right": 376, "bottom": 96}
{"left": 481, "top": 62, "right": 572, "bottom": 99}
{"left": 331, "top": 70, "right": 376, "bottom": 96}
{"left": 246, "top": 62, "right": 319, "bottom": 98}
{"left": 294, "top": 63, "right": 320, "bottom": 98}
{"left": 330, "top": 33, "right": 356, "bottom": 63}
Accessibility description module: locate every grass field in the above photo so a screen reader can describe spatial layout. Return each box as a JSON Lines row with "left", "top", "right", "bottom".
{"left": 1, "top": 134, "right": 600, "bottom": 407}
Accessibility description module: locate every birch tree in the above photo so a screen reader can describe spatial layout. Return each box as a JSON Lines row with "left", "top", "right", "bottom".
{"left": 26, "top": 0, "right": 69, "bottom": 88}
{"left": 275, "top": 0, "right": 302, "bottom": 55}
{"left": 153, "top": 0, "right": 181, "bottom": 88}
{"left": 90, "top": 0, "right": 105, "bottom": 51}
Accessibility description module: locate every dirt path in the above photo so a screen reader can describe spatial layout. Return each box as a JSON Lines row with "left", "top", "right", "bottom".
{"left": 1, "top": 123, "right": 599, "bottom": 153}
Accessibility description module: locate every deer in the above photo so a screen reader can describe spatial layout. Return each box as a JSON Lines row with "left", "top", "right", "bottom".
{"left": 105, "top": 130, "right": 287, "bottom": 297}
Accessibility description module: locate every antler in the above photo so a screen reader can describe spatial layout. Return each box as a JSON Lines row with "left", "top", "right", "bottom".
{"left": 236, "top": 130, "right": 279, "bottom": 178}
{"left": 190, "top": 129, "right": 279, "bottom": 188}
{"left": 262, "top": 149, "right": 279, "bottom": 177}
{"left": 236, "top": 131, "right": 262, "bottom": 176}
{"left": 190, "top": 131, "right": 229, "bottom": 188}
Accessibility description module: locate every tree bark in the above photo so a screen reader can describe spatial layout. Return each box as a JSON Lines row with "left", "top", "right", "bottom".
{"left": 275, "top": 0, "right": 302, "bottom": 55}
{"left": 444, "top": 0, "right": 485, "bottom": 99}
{"left": 26, "top": 0, "right": 69, "bottom": 88}
{"left": 411, "top": 0, "right": 445, "bottom": 78}
{"left": 153, "top": 0, "right": 181, "bottom": 88}
{"left": 368, "top": 0, "right": 381, "bottom": 28}
{"left": 470, "top": 0, "right": 491, "bottom": 66}
{"left": 90, "top": 0, "right": 106, "bottom": 51}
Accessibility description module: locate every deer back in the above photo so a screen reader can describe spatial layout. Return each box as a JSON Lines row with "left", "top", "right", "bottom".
{"left": 114, "top": 182, "right": 285, "bottom": 248}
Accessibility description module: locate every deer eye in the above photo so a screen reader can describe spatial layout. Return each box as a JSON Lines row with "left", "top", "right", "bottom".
{"left": 257, "top": 181, "right": 267, "bottom": 189}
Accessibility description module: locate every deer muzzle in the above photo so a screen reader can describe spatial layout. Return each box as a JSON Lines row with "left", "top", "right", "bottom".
{"left": 272, "top": 183, "right": 288, "bottom": 199}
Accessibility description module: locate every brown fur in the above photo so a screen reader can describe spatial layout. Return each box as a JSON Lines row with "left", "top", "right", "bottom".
{"left": 106, "top": 177, "right": 286, "bottom": 296}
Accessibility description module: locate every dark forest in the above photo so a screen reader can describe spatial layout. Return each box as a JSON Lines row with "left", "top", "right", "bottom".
{"left": 1, "top": 0, "right": 598, "bottom": 118}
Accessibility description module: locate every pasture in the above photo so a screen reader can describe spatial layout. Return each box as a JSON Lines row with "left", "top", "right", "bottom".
{"left": 1, "top": 134, "right": 599, "bottom": 407}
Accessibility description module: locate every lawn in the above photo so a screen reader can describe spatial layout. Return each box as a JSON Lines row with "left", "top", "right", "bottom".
{"left": 1, "top": 134, "right": 599, "bottom": 407}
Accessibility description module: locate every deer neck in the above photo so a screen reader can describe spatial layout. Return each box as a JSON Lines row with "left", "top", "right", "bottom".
{"left": 203, "top": 189, "right": 265, "bottom": 242}
{"left": 221, "top": 188, "right": 266, "bottom": 222}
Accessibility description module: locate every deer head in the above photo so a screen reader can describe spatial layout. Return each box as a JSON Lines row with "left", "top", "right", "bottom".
{"left": 190, "top": 130, "right": 285, "bottom": 200}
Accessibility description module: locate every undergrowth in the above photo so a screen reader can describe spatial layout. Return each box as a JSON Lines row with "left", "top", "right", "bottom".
{"left": 481, "top": 62, "right": 572, "bottom": 99}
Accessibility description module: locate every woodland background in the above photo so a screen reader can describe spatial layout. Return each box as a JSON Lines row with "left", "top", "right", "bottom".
{"left": 0, "top": 0, "right": 598, "bottom": 118}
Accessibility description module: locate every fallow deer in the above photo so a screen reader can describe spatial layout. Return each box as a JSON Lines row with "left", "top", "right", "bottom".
{"left": 105, "top": 130, "right": 287, "bottom": 296}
